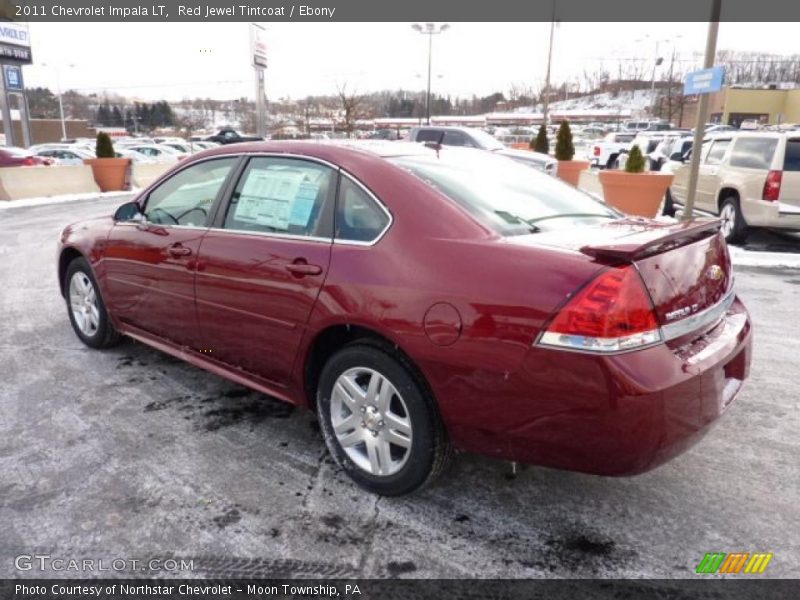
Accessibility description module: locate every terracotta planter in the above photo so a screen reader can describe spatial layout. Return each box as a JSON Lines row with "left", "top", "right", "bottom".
{"left": 84, "top": 158, "right": 131, "bottom": 192}
{"left": 556, "top": 159, "right": 590, "bottom": 186}
{"left": 598, "top": 170, "right": 674, "bottom": 218}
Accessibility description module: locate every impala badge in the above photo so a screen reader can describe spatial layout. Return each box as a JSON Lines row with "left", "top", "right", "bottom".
{"left": 707, "top": 265, "right": 724, "bottom": 281}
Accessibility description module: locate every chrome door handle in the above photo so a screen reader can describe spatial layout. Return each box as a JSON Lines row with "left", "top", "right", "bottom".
{"left": 167, "top": 244, "right": 192, "bottom": 257}
{"left": 286, "top": 262, "right": 322, "bottom": 276}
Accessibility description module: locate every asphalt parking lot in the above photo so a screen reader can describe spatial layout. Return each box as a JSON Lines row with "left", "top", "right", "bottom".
{"left": 1, "top": 195, "right": 799, "bottom": 579}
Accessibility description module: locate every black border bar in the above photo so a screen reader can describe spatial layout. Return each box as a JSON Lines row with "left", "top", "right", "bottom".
{"left": 7, "top": 0, "right": 800, "bottom": 22}
{"left": 3, "top": 579, "right": 799, "bottom": 600}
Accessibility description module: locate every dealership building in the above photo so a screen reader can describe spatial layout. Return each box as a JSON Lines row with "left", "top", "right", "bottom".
{"left": 707, "top": 86, "right": 800, "bottom": 127}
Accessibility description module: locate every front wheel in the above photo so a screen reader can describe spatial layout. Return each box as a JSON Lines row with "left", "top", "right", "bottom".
{"left": 719, "top": 196, "right": 749, "bottom": 244}
{"left": 316, "top": 343, "right": 451, "bottom": 496}
{"left": 65, "top": 257, "right": 121, "bottom": 349}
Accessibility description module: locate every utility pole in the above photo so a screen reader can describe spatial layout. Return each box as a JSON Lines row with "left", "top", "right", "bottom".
{"left": 682, "top": 0, "right": 722, "bottom": 221}
{"left": 542, "top": 0, "right": 556, "bottom": 128}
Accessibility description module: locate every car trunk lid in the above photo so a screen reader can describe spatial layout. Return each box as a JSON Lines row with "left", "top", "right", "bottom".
{"left": 529, "top": 217, "right": 733, "bottom": 335}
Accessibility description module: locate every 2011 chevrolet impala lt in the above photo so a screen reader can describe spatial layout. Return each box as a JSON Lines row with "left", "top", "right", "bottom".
{"left": 58, "top": 141, "right": 752, "bottom": 496}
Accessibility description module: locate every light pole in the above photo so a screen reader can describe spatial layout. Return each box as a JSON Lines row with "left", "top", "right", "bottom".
{"left": 412, "top": 23, "right": 449, "bottom": 125}
{"left": 41, "top": 62, "right": 75, "bottom": 141}
{"left": 542, "top": 0, "right": 556, "bottom": 129}
{"left": 637, "top": 35, "right": 670, "bottom": 117}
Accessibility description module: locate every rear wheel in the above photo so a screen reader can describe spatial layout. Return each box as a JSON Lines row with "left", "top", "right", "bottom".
{"left": 662, "top": 188, "right": 676, "bottom": 217}
{"left": 719, "top": 196, "right": 749, "bottom": 244}
{"left": 316, "top": 342, "right": 451, "bottom": 496}
{"left": 65, "top": 257, "right": 121, "bottom": 349}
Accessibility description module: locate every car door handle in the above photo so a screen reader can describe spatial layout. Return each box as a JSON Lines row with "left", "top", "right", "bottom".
{"left": 286, "top": 262, "right": 322, "bottom": 276}
{"left": 167, "top": 243, "right": 192, "bottom": 257}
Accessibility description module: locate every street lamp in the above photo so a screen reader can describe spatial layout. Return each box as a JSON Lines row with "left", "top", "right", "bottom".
{"left": 411, "top": 23, "right": 449, "bottom": 125}
{"left": 41, "top": 62, "right": 75, "bottom": 141}
{"left": 637, "top": 35, "right": 671, "bottom": 116}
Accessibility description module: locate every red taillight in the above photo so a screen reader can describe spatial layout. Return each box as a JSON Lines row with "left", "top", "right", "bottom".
{"left": 763, "top": 170, "right": 782, "bottom": 201}
{"left": 21, "top": 157, "right": 36, "bottom": 166}
{"left": 593, "top": 146, "right": 601, "bottom": 156}
{"left": 538, "top": 266, "right": 662, "bottom": 353}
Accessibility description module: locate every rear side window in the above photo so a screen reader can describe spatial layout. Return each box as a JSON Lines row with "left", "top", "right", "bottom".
{"left": 415, "top": 129, "right": 444, "bottom": 143}
{"left": 705, "top": 140, "right": 730, "bottom": 165}
{"left": 783, "top": 139, "right": 800, "bottom": 171}
{"left": 729, "top": 138, "right": 779, "bottom": 169}
{"left": 335, "top": 176, "right": 390, "bottom": 243}
{"left": 223, "top": 157, "right": 335, "bottom": 238}
{"left": 442, "top": 130, "right": 472, "bottom": 147}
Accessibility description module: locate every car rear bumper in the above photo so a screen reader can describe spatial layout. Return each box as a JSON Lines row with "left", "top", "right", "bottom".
{"left": 743, "top": 199, "right": 800, "bottom": 230}
{"left": 443, "top": 296, "right": 752, "bottom": 476}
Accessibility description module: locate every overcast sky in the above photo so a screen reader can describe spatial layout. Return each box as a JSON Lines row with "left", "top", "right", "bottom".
{"left": 21, "top": 22, "right": 799, "bottom": 102}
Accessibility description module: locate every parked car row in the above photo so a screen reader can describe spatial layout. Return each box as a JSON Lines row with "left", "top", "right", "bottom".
{"left": 22, "top": 137, "right": 223, "bottom": 167}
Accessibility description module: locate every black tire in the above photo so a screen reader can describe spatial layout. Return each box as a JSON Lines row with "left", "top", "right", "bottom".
{"left": 662, "top": 188, "right": 676, "bottom": 217}
{"left": 316, "top": 341, "right": 451, "bottom": 496}
{"left": 64, "top": 257, "right": 121, "bottom": 349}
{"left": 606, "top": 155, "right": 618, "bottom": 170}
{"left": 719, "top": 196, "right": 749, "bottom": 244}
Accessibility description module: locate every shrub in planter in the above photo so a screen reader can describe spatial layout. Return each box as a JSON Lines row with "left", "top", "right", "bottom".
{"left": 84, "top": 132, "right": 131, "bottom": 192}
{"left": 553, "top": 120, "right": 589, "bottom": 186}
{"left": 531, "top": 124, "right": 549, "bottom": 154}
{"left": 625, "top": 145, "right": 646, "bottom": 173}
{"left": 598, "top": 144, "right": 673, "bottom": 218}
{"left": 96, "top": 132, "right": 115, "bottom": 158}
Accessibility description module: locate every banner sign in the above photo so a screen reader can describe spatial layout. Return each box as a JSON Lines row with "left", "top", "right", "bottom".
{"left": 684, "top": 66, "right": 726, "bottom": 95}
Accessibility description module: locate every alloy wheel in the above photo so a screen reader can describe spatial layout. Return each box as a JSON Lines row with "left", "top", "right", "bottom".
{"left": 720, "top": 203, "right": 736, "bottom": 239}
{"left": 69, "top": 271, "right": 99, "bottom": 337}
{"left": 330, "top": 367, "right": 412, "bottom": 476}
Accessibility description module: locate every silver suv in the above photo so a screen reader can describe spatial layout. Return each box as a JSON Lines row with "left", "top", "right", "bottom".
{"left": 669, "top": 132, "right": 800, "bottom": 242}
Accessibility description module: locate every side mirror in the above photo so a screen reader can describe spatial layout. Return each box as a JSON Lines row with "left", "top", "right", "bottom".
{"left": 114, "top": 201, "right": 143, "bottom": 222}
{"left": 670, "top": 151, "right": 685, "bottom": 162}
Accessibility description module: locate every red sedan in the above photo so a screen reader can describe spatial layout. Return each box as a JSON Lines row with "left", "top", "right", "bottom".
{"left": 0, "top": 147, "right": 51, "bottom": 167}
{"left": 58, "top": 142, "right": 752, "bottom": 496}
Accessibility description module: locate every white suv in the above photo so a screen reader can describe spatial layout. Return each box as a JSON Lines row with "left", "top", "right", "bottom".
{"left": 669, "top": 132, "right": 800, "bottom": 243}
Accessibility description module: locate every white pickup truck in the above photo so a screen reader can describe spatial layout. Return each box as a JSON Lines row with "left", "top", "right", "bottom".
{"left": 589, "top": 132, "right": 637, "bottom": 169}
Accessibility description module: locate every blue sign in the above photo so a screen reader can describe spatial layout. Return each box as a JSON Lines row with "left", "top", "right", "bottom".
{"left": 4, "top": 65, "right": 22, "bottom": 90}
{"left": 684, "top": 66, "right": 725, "bottom": 95}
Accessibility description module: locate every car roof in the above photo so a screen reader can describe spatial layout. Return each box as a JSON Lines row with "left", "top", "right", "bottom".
{"left": 194, "top": 140, "right": 439, "bottom": 161}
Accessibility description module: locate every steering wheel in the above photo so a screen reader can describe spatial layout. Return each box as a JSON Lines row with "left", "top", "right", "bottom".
{"left": 149, "top": 206, "right": 179, "bottom": 225}
{"left": 174, "top": 206, "right": 208, "bottom": 224}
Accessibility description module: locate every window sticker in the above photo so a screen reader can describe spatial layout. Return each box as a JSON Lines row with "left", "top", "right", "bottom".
{"left": 288, "top": 180, "right": 320, "bottom": 227}
{"left": 235, "top": 169, "right": 307, "bottom": 231}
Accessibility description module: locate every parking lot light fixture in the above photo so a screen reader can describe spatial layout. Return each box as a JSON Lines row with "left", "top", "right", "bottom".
{"left": 41, "top": 62, "right": 76, "bottom": 142}
{"left": 411, "top": 23, "right": 450, "bottom": 125}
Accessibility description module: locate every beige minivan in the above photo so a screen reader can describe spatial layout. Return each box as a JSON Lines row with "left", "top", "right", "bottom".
{"left": 668, "top": 132, "right": 800, "bottom": 243}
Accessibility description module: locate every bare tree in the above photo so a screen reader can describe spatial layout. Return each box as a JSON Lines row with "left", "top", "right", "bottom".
{"left": 336, "top": 82, "right": 369, "bottom": 137}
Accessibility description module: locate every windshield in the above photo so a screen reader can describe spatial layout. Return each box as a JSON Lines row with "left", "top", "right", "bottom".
{"left": 390, "top": 151, "right": 618, "bottom": 236}
{"left": 467, "top": 128, "right": 505, "bottom": 151}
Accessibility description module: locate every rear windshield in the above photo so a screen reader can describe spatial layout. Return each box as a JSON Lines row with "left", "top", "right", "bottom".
{"left": 729, "top": 137, "right": 778, "bottom": 169}
{"left": 390, "top": 152, "right": 617, "bottom": 236}
{"left": 784, "top": 139, "right": 800, "bottom": 171}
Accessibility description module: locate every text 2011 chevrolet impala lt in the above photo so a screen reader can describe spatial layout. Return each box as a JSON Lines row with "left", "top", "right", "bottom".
{"left": 58, "top": 142, "right": 751, "bottom": 496}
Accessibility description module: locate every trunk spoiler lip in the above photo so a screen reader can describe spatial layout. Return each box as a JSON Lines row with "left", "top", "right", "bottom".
{"left": 579, "top": 218, "right": 722, "bottom": 261}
